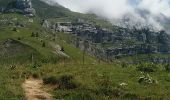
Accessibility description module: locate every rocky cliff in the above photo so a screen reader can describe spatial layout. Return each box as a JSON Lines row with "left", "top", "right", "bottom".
{"left": 15, "top": 0, "right": 35, "bottom": 16}
{"left": 1, "top": 0, "right": 36, "bottom": 17}
{"left": 44, "top": 20, "right": 170, "bottom": 61}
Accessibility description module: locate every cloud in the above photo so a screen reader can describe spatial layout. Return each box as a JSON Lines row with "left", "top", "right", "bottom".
{"left": 42, "top": 0, "right": 170, "bottom": 31}
{"left": 138, "top": 0, "right": 170, "bottom": 17}
{"left": 44, "top": 0, "right": 133, "bottom": 19}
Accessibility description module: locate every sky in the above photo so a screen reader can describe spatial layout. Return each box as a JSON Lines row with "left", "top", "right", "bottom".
{"left": 42, "top": 0, "right": 170, "bottom": 31}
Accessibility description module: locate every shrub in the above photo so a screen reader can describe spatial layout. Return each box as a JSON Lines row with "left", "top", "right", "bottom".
{"left": 31, "top": 62, "right": 42, "bottom": 68}
{"left": 121, "top": 62, "right": 128, "bottom": 68}
{"left": 17, "top": 37, "right": 21, "bottom": 40}
{"left": 164, "top": 64, "right": 170, "bottom": 72}
{"left": 32, "top": 72, "right": 39, "bottom": 79}
{"left": 57, "top": 75, "right": 78, "bottom": 89}
{"left": 36, "top": 32, "right": 39, "bottom": 37}
{"left": 43, "top": 76, "right": 58, "bottom": 85}
{"left": 42, "top": 41, "right": 46, "bottom": 47}
{"left": 53, "top": 38, "right": 55, "bottom": 41}
{"left": 43, "top": 75, "right": 78, "bottom": 89}
{"left": 31, "top": 32, "right": 35, "bottom": 37}
{"left": 12, "top": 27, "right": 17, "bottom": 32}
{"left": 137, "top": 63, "right": 157, "bottom": 73}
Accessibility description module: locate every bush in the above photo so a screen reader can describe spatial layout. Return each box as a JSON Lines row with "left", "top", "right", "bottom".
{"left": 43, "top": 75, "right": 78, "bottom": 89}
{"left": 43, "top": 76, "right": 58, "bottom": 85}
{"left": 17, "top": 37, "right": 21, "bottom": 40}
{"left": 32, "top": 73, "right": 39, "bottom": 79}
{"left": 42, "top": 41, "right": 46, "bottom": 47}
{"left": 31, "top": 62, "right": 42, "bottom": 68}
{"left": 164, "top": 64, "right": 170, "bottom": 72}
{"left": 121, "top": 62, "right": 128, "bottom": 68}
{"left": 137, "top": 63, "right": 157, "bottom": 73}
{"left": 31, "top": 32, "right": 35, "bottom": 37}
{"left": 36, "top": 32, "right": 39, "bottom": 37}
{"left": 12, "top": 27, "right": 17, "bottom": 32}
{"left": 57, "top": 75, "right": 78, "bottom": 89}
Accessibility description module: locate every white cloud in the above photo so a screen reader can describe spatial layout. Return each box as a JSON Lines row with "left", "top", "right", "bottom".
{"left": 46, "top": 0, "right": 134, "bottom": 19}
{"left": 139, "top": 0, "right": 170, "bottom": 17}
{"left": 42, "top": 0, "right": 170, "bottom": 31}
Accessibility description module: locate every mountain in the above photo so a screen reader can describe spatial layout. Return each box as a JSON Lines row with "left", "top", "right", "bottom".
{"left": 0, "top": 0, "right": 170, "bottom": 99}
{"left": 1, "top": 0, "right": 170, "bottom": 61}
{"left": 32, "top": 0, "right": 71, "bottom": 18}
{"left": 34, "top": 1, "right": 170, "bottom": 61}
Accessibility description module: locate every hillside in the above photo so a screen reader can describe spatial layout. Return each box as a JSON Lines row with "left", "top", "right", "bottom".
{"left": 0, "top": 0, "right": 170, "bottom": 100}
{"left": 32, "top": 0, "right": 71, "bottom": 18}
{"left": 0, "top": 0, "right": 14, "bottom": 6}
{"left": 25, "top": 1, "right": 170, "bottom": 62}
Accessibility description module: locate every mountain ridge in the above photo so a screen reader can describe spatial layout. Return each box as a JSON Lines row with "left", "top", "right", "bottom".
{"left": 0, "top": 0, "right": 170, "bottom": 100}
{"left": 1, "top": 0, "right": 170, "bottom": 61}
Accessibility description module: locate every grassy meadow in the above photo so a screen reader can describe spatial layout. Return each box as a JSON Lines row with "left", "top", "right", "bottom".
{"left": 0, "top": 13, "right": 170, "bottom": 100}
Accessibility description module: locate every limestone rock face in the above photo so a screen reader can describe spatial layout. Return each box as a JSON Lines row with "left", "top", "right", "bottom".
{"left": 15, "top": 0, "right": 36, "bottom": 17}
{"left": 47, "top": 20, "right": 170, "bottom": 61}
{"left": 16, "top": 0, "right": 32, "bottom": 9}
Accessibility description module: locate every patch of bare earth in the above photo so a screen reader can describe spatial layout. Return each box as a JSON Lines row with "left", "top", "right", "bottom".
{"left": 22, "top": 79, "right": 53, "bottom": 100}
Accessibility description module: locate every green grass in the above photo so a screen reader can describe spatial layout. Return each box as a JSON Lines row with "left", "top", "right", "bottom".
{"left": 120, "top": 53, "right": 170, "bottom": 63}
{"left": 0, "top": 13, "right": 62, "bottom": 64}
{"left": 0, "top": 13, "right": 170, "bottom": 100}
{"left": 0, "top": 65, "right": 25, "bottom": 99}
{"left": 1, "top": 62, "right": 170, "bottom": 99}
{"left": 27, "top": 62, "right": 170, "bottom": 100}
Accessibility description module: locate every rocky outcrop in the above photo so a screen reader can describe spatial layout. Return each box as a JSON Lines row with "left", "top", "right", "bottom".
{"left": 62, "top": 22, "right": 170, "bottom": 59}
{"left": 2, "top": 0, "right": 36, "bottom": 17}
{"left": 15, "top": 0, "right": 36, "bottom": 17}
{"left": 0, "top": 7, "right": 5, "bottom": 13}
{"left": 16, "top": 0, "right": 32, "bottom": 9}
{"left": 44, "top": 19, "right": 170, "bottom": 61}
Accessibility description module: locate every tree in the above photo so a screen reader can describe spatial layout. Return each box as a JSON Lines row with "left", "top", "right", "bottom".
{"left": 42, "top": 41, "right": 46, "bottom": 47}
{"left": 12, "top": 27, "right": 17, "bottom": 32}
{"left": 31, "top": 32, "right": 35, "bottom": 37}
{"left": 17, "top": 37, "right": 21, "bottom": 40}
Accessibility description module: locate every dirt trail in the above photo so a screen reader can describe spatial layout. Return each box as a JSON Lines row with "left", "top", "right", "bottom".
{"left": 22, "top": 79, "right": 53, "bottom": 100}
